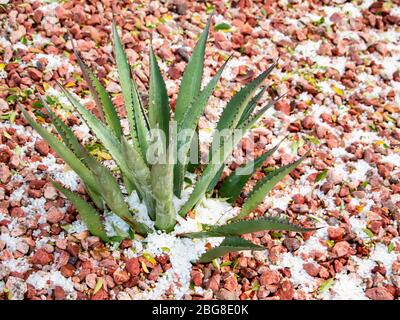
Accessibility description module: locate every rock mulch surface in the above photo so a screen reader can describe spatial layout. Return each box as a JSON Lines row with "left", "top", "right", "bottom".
{"left": 1, "top": 0, "right": 400, "bottom": 300}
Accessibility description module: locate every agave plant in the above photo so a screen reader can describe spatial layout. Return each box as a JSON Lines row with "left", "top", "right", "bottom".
{"left": 19, "top": 18, "right": 313, "bottom": 263}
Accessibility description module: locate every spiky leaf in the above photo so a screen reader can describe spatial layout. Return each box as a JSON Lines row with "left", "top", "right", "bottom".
{"left": 173, "top": 58, "right": 229, "bottom": 196}
{"left": 18, "top": 103, "right": 98, "bottom": 192}
{"left": 113, "top": 21, "right": 149, "bottom": 156}
{"left": 71, "top": 41, "right": 122, "bottom": 138}
{"left": 58, "top": 85, "right": 136, "bottom": 187}
{"left": 178, "top": 127, "right": 246, "bottom": 216}
{"left": 238, "top": 94, "right": 284, "bottom": 130}
{"left": 174, "top": 17, "right": 211, "bottom": 125}
{"left": 182, "top": 216, "right": 315, "bottom": 238}
{"left": 219, "top": 139, "right": 283, "bottom": 202}
{"left": 204, "top": 64, "right": 277, "bottom": 193}
{"left": 152, "top": 160, "right": 175, "bottom": 231}
{"left": 197, "top": 236, "right": 264, "bottom": 263}
{"left": 39, "top": 95, "right": 104, "bottom": 208}
{"left": 120, "top": 137, "right": 155, "bottom": 219}
{"left": 214, "top": 62, "right": 276, "bottom": 134}
{"left": 52, "top": 182, "right": 109, "bottom": 242}
{"left": 234, "top": 152, "right": 309, "bottom": 220}
{"left": 148, "top": 46, "right": 170, "bottom": 142}
{"left": 238, "top": 86, "right": 267, "bottom": 126}
{"left": 130, "top": 77, "right": 150, "bottom": 156}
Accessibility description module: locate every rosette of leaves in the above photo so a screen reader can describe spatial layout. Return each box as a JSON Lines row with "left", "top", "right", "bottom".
{"left": 20, "top": 17, "right": 313, "bottom": 262}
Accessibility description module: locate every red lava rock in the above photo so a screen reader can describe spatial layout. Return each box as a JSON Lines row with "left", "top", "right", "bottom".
{"left": 260, "top": 270, "right": 280, "bottom": 285}
{"left": 282, "top": 238, "right": 300, "bottom": 252}
{"left": 292, "top": 194, "right": 305, "bottom": 204}
{"left": 34, "top": 140, "right": 49, "bottom": 156}
{"left": 206, "top": 274, "right": 220, "bottom": 292}
{"left": 0, "top": 163, "right": 10, "bottom": 183}
{"left": 113, "top": 268, "right": 130, "bottom": 284}
{"left": 321, "top": 182, "right": 334, "bottom": 193}
{"left": 364, "top": 149, "right": 377, "bottom": 163}
{"left": 91, "top": 289, "right": 109, "bottom": 300}
{"left": 190, "top": 270, "right": 203, "bottom": 286}
{"left": 125, "top": 258, "right": 140, "bottom": 276}
{"left": 30, "top": 249, "right": 54, "bottom": 265}
{"left": 275, "top": 100, "right": 291, "bottom": 115}
{"left": 269, "top": 245, "right": 283, "bottom": 263}
{"left": 223, "top": 274, "right": 238, "bottom": 291}
{"left": 365, "top": 287, "right": 394, "bottom": 300}
{"left": 173, "top": 0, "right": 188, "bottom": 15}
{"left": 327, "top": 227, "right": 344, "bottom": 241}
{"left": 33, "top": 10, "right": 43, "bottom": 24}
{"left": 44, "top": 184, "right": 58, "bottom": 200}
{"left": 339, "top": 187, "right": 350, "bottom": 197}
{"left": 55, "top": 5, "right": 69, "bottom": 20}
{"left": 167, "top": 66, "right": 181, "bottom": 80}
{"left": 303, "top": 263, "right": 320, "bottom": 277}
{"left": 302, "top": 116, "right": 315, "bottom": 129}
{"left": 10, "top": 207, "right": 25, "bottom": 218}
{"left": 369, "top": 220, "right": 382, "bottom": 234}
{"left": 47, "top": 206, "right": 65, "bottom": 224}
{"left": 319, "top": 266, "right": 330, "bottom": 279}
{"left": 332, "top": 241, "right": 351, "bottom": 258}
{"left": 29, "top": 179, "right": 46, "bottom": 189}
{"left": 276, "top": 280, "right": 294, "bottom": 300}
{"left": 216, "top": 288, "right": 238, "bottom": 300}
{"left": 67, "top": 243, "right": 80, "bottom": 257}
{"left": 54, "top": 286, "right": 65, "bottom": 300}
{"left": 392, "top": 262, "right": 400, "bottom": 275}
{"left": 148, "top": 264, "right": 162, "bottom": 281}
{"left": 372, "top": 265, "right": 387, "bottom": 276}
{"left": 377, "top": 164, "right": 390, "bottom": 179}
{"left": 241, "top": 267, "right": 258, "bottom": 279}
{"left": 28, "top": 188, "right": 42, "bottom": 198}
{"left": 27, "top": 68, "right": 42, "bottom": 81}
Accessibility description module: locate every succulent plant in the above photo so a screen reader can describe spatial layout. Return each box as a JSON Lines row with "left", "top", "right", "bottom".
{"left": 19, "top": 17, "right": 313, "bottom": 263}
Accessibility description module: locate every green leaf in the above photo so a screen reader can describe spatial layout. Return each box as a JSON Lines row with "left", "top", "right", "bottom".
{"left": 179, "top": 127, "right": 246, "bottom": 216}
{"left": 181, "top": 216, "right": 314, "bottom": 238}
{"left": 143, "top": 252, "right": 157, "bottom": 265}
{"left": 151, "top": 159, "right": 176, "bottom": 231}
{"left": 318, "top": 278, "right": 334, "bottom": 294}
{"left": 326, "top": 240, "right": 335, "bottom": 247}
{"left": 93, "top": 278, "right": 104, "bottom": 295}
{"left": 174, "top": 17, "right": 211, "bottom": 126}
{"left": 214, "top": 61, "right": 276, "bottom": 134}
{"left": 238, "top": 86, "right": 267, "bottom": 126}
{"left": 202, "top": 64, "right": 278, "bottom": 194}
{"left": 18, "top": 103, "right": 98, "bottom": 192}
{"left": 120, "top": 137, "right": 155, "bottom": 219}
{"left": 207, "top": 112, "right": 278, "bottom": 196}
{"left": 315, "top": 169, "right": 328, "bottom": 183}
{"left": 71, "top": 40, "right": 122, "bottom": 138}
{"left": 130, "top": 77, "right": 150, "bottom": 157}
{"left": 87, "top": 158, "right": 135, "bottom": 227}
{"left": 148, "top": 46, "right": 170, "bottom": 142}
{"left": 113, "top": 21, "right": 147, "bottom": 154}
{"left": 234, "top": 152, "right": 309, "bottom": 220}
{"left": 39, "top": 95, "right": 105, "bottom": 208}
{"left": 58, "top": 85, "right": 136, "bottom": 189}
{"left": 52, "top": 181, "right": 109, "bottom": 242}
{"left": 219, "top": 139, "right": 283, "bottom": 203}
{"left": 238, "top": 94, "right": 284, "bottom": 131}
{"left": 363, "top": 228, "right": 374, "bottom": 238}
{"left": 197, "top": 236, "right": 264, "bottom": 263}
{"left": 149, "top": 122, "right": 175, "bottom": 231}
{"left": 173, "top": 58, "right": 230, "bottom": 197}
{"left": 214, "top": 22, "right": 231, "bottom": 32}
